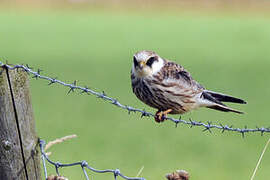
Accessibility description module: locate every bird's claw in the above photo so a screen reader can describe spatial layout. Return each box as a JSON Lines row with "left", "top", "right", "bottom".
{"left": 154, "top": 109, "right": 172, "bottom": 123}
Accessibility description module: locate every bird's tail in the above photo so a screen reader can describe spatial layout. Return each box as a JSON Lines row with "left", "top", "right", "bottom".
{"left": 207, "top": 104, "right": 244, "bottom": 114}
{"left": 201, "top": 90, "right": 246, "bottom": 114}
{"left": 204, "top": 90, "right": 247, "bottom": 104}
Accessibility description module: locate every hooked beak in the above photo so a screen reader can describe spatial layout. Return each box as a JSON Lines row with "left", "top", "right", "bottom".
{"left": 138, "top": 61, "right": 146, "bottom": 69}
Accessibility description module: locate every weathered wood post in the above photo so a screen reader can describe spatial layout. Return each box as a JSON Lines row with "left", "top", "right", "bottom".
{"left": 0, "top": 66, "right": 41, "bottom": 180}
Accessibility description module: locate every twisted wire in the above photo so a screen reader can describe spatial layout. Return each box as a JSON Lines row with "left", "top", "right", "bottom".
{"left": 1, "top": 62, "right": 269, "bottom": 137}
{"left": 39, "top": 140, "right": 144, "bottom": 180}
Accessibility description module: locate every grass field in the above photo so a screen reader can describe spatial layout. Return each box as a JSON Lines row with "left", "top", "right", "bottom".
{"left": 1, "top": 7, "right": 270, "bottom": 180}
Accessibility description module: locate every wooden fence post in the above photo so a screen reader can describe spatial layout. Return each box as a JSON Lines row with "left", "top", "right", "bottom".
{"left": 0, "top": 66, "right": 41, "bottom": 180}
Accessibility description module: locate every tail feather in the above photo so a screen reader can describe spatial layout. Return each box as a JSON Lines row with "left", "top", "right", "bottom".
{"left": 201, "top": 90, "right": 246, "bottom": 114}
{"left": 204, "top": 90, "right": 247, "bottom": 104}
{"left": 207, "top": 104, "right": 244, "bottom": 114}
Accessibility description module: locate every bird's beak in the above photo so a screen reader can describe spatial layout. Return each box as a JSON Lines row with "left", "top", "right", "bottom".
{"left": 139, "top": 61, "right": 146, "bottom": 69}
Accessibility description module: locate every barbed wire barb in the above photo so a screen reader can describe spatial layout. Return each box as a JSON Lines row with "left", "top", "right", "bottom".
{"left": 1, "top": 62, "right": 270, "bottom": 136}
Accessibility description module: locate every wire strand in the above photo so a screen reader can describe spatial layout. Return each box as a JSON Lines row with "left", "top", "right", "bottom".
{"left": 1, "top": 62, "right": 269, "bottom": 179}
{"left": 1, "top": 62, "right": 269, "bottom": 137}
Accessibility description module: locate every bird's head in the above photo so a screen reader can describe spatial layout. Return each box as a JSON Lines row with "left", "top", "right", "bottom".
{"left": 132, "top": 50, "right": 164, "bottom": 78}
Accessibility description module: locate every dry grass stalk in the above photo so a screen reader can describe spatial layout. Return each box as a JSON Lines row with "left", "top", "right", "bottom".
{"left": 136, "top": 166, "right": 144, "bottom": 177}
{"left": 44, "top": 134, "right": 77, "bottom": 155}
{"left": 250, "top": 137, "right": 270, "bottom": 180}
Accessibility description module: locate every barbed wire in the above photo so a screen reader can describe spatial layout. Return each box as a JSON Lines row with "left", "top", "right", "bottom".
{"left": 1, "top": 62, "right": 270, "bottom": 137}
{"left": 39, "top": 139, "right": 144, "bottom": 180}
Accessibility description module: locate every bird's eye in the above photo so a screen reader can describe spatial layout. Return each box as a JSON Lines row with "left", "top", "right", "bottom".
{"left": 133, "top": 56, "right": 139, "bottom": 67}
{"left": 146, "top": 57, "right": 157, "bottom": 67}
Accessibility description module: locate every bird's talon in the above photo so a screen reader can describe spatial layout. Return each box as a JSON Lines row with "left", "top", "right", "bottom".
{"left": 154, "top": 111, "right": 163, "bottom": 123}
{"left": 154, "top": 109, "right": 172, "bottom": 123}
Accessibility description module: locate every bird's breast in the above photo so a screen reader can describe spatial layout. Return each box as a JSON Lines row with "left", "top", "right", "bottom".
{"left": 131, "top": 76, "right": 199, "bottom": 114}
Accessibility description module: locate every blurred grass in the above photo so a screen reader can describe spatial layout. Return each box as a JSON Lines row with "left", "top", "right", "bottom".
{"left": 1, "top": 7, "right": 270, "bottom": 180}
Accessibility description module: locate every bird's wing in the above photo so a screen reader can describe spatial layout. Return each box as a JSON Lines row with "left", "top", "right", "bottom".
{"left": 157, "top": 60, "right": 204, "bottom": 92}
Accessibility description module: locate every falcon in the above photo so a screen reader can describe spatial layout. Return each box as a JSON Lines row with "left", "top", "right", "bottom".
{"left": 131, "top": 50, "right": 246, "bottom": 123}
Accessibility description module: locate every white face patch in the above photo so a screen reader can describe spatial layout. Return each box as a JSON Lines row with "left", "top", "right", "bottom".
{"left": 132, "top": 50, "right": 165, "bottom": 78}
{"left": 132, "top": 57, "right": 164, "bottom": 78}
{"left": 151, "top": 57, "right": 164, "bottom": 75}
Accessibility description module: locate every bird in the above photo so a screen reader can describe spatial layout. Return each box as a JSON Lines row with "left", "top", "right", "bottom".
{"left": 131, "top": 50, "right": 247, "bottom": 123}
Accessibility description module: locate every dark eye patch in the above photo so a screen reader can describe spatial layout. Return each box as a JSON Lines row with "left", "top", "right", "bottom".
{"left": 133, "top": 56, "right": 139, "bottom": 67}
{"left": 146, "top": 56, "right": 157, "bottom": 67}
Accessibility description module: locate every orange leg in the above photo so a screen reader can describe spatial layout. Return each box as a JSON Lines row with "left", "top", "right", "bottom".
{"left": 154, "top": 109, "right": 172, "bottom": 123}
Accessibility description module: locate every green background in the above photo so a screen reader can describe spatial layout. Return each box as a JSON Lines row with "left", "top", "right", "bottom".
{"left": 1, "top": 6, "right": 270, "bottom": 180}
